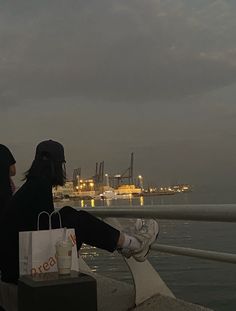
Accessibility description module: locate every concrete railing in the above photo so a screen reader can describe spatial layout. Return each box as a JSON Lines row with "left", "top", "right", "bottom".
{"left": 69, "top": 204, "right": 236, "bottom": 264}
{"left": 77, "top": 204, "right": 236, "bottom": 222}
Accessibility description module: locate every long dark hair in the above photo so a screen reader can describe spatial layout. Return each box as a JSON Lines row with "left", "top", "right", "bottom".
{"left": 24, "top": 152, "right": 66, "bottom": 186}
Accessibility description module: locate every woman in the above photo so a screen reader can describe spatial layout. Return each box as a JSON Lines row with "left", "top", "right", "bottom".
{"left": 0, "top": 140, "right": 159, "bottom": 284}
{"left": 0, "top": 144, "right": 16, "bottom": 217}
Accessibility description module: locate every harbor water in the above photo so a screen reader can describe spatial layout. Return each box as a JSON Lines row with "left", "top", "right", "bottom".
{"left": 55, "top": 192, "right": 236, "bottom": 311}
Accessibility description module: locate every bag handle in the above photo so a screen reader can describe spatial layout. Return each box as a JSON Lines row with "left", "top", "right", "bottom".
{"left": 37, "top": 210, "right": 62, "bottom": 230}
{"left": 37, "top": 211, "right": 50, "bottom": 230}
{"left": 49, "top": 210, "right": 62, "bottom": 229}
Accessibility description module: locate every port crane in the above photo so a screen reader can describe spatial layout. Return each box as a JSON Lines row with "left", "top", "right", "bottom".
{"left": 73, "top": 153, "right": 135, "bottom": 190}
{"left": 72, "top": 167, "right": 81, "bottom": 187}
{"left": 109, "top": 152, "right": 134, "bottom": 188}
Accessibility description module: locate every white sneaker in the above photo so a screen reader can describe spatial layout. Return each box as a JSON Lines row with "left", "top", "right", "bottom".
{"left": 133, "top": 219, "right": 159, "bottom": 262}
{"left": 119, "top": 219, "right": 159, "bottom": 262}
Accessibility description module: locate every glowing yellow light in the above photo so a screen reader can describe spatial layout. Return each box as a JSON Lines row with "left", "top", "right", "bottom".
{"left": 140, "top": 196, "right": 144, "bottom": 206}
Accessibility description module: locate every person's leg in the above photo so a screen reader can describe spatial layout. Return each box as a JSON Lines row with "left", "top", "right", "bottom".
{"left": 58, "top": 206, "right": 120, "bottom": 252}
{"left": 57, "top": 206, "right": 159, "bottom": 262}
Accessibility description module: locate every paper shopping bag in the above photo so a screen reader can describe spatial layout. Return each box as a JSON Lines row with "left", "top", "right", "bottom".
{"left": 19, "top": 212, "right": 78, "bottom": 276}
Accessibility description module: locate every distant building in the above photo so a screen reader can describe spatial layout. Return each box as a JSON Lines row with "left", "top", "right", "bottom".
{"left": 53, "top": 181, "right": 76, "bottom": 199}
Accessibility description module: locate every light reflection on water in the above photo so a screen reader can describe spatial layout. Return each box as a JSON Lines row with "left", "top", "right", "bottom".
{"left": 55, "top": 195, "right": 236, "bottom": 311}
{"left": 55, "top": 195, "right": 146, "bottom": 209}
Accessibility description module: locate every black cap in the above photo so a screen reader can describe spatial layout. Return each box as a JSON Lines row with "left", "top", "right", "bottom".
{"left": 35, "top": 140, "right": 66, "bottom": 162}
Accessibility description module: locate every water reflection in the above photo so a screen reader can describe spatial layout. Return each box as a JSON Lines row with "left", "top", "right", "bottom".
{"left": 140, "top": 196, "right": 144, "bottom": 206}
{"left": 54, "top": 194, "right": 167, "bottom": 209}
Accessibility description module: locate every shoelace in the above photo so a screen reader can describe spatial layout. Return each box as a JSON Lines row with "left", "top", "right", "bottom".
{"left": 136, "top": 220, "right": 150, "bottom": 234}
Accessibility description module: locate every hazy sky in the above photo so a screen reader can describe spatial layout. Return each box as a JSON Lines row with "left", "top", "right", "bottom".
{"left": 1, "top": 0, "right": 236, "bottom": 200}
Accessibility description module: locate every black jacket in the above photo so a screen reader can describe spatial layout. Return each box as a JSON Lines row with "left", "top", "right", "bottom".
{"left": 0, "top": 144, "right": 16, "bottom": 213}
{"left": 0, "top": 176, "right": 54, "bottom": 283}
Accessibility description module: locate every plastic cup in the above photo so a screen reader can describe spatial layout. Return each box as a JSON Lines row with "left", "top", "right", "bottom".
{"left": 55, "top": 240, "right": 73, "bottom": 275}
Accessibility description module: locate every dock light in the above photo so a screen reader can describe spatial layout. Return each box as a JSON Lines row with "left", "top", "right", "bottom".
{"left": 138, "top": 175, "right": 143, "bottom": 189}
{"left": 105, "top": 174, "right": 109, "bottom": 186}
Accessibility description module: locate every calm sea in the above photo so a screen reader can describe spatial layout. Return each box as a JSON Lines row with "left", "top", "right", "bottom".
{"left": 55, "top": 193, "right": 236, "bottom": 311}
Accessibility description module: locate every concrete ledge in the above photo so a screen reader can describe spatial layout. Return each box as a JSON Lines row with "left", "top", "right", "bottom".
{"left": 132, "top": 294, "right": 213, "bottom": 311}
{"left": 0, "top": 274, "right": 213, "bottom": 311}
{"left": 88, "top": 273, "right": 214, "bottom": 311}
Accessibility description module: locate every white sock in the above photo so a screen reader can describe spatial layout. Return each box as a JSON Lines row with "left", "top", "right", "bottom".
{"left": 122, "top": 233, "right": 141, "bottom": 251}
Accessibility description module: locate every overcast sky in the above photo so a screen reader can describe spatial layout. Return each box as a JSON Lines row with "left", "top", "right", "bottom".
{"left": 1, "top": 0, "right": 236, "bottom": 201}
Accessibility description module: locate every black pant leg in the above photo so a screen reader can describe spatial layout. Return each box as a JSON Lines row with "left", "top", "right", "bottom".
{"left": 0, "top": 195, "right": 11, "bottom": 219}
{"left": 58, "top": 206, "right": 120, "bottom": 252}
